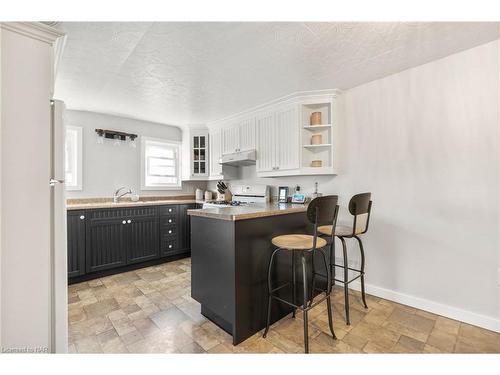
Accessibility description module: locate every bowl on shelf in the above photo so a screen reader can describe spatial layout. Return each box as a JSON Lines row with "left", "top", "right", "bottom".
{"left": 311, "top": 160, "right": 322, "bottom": 168}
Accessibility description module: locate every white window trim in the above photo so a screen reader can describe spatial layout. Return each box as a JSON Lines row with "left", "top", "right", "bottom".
{"left": 140, "top": 136, "right": 182, "bottom": 191}
{"left": 65, "top": 125, "right": 83, "bottom": 191}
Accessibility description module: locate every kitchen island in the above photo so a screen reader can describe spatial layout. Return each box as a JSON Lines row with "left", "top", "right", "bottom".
{"left": 188, "top": 202, "right": 328, "bottom": 345}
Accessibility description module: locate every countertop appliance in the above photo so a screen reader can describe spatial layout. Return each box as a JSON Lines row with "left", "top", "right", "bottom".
{"left": 203, "top": 184, "right": 269, "bottom": 208}
{"left": 219, "top": 149, "right": 257, "bottom": 166}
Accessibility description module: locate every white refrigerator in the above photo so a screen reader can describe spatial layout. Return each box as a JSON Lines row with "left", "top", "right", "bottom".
{"left": 50, "top": 99, "right": 68, "bottom": 353}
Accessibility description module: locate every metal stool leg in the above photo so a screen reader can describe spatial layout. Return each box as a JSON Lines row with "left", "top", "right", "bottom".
{"left": 301, "top": 252, "right": 309, "bottom": 353}
{"left": 263, "top": 248, "right": 280, "bottom": 338}
{"left": 354, "top": 235, "right": 368, "bottom": 309}
{"left": 318, "top": 248, "right": 336, "bottom": 340}
{"left": 309, "top": 250, "right": 316, "bottom": 307}
{"left": 340, "top": 237, "right": 350, "bottom": 325}
{"left": 292, "top": 250, "right": 297, "bottom": 318}
{"left": 329, "top": 237, "right": 336, "bottom": 287}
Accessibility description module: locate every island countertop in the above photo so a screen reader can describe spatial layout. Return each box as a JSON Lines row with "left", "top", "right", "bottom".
{"left": 187, "top": 202, "right": 308, "bottom": 221}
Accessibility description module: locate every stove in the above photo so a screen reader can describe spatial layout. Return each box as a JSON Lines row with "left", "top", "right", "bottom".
{"left": 202, "top": 184, "right": 270, "bottom": 208}
{"left": 203, "top": 200, "right": 246, "bottom": 208}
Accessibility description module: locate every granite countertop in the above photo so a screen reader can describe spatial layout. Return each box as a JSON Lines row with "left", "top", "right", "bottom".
{"left": 66, "top": 195, "right": 201, "bottom": 210}
{"left": 187, "top": 202, "right": 308, "bottom": 221}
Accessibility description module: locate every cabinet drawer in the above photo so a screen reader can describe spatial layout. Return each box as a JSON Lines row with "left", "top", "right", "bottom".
{"left": 160, "top": 205, "right": 178, "bottom": 216}
{"left": 161, "top": 216, "right": 177, "bottom": 226}
{"left": 161, "top": 238, "right": 178, "bottom": 255}
{"left": 161, "top": 225, "right": 177, "bottom": 237}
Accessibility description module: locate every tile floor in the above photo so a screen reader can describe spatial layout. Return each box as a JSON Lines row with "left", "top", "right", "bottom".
{"left": 68, "top": 258, "right": 500, "bottom": 353}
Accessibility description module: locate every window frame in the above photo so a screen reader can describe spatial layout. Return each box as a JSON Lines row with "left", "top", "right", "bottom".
{"left": 140, "top": 136, "right": 182, "bottom": 190}
{"left": 65, "top": 125, "right": 83, "bottom": 191}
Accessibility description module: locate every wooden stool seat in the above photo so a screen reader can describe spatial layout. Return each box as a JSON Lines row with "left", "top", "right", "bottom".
{"left": 318, "top": 224, "right": 363, "bottom": 237}
{"left": 271, "top": 234, "right": 327, "bottom": 250}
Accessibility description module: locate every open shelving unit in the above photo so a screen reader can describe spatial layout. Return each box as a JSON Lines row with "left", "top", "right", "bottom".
{"left": 300, "top": 100, "right": 336, "bottom": 173}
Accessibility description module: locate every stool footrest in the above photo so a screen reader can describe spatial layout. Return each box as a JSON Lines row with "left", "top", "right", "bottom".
{"left": 271, "top": 293, "right": 330, "bottom": 313}
{"left": 333, "top": 273, "right": 362, "bottom": 285}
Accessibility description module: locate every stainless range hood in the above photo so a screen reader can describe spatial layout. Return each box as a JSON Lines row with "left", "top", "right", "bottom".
{"left": 220, "top": 149, "right": 257, "bottom": 166}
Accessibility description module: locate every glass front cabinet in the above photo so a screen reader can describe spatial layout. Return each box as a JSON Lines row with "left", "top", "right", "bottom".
{"left": 192, "top": 133, "right": 207, "bottom": 176}
{"left": 190, "top": 130, "right": 209, "bottom": 178}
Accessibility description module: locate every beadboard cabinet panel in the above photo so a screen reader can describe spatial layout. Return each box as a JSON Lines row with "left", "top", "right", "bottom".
{"left": 67, "top": 210, "right": 86, "bottom": 277}
{"left": 256, "top": 112, "right": 276, "bottom": 173}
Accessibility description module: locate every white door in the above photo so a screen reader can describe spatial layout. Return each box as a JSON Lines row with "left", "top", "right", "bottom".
{"left": 275, "top": 105, "right": 300, "bottom": 171}
{"left": 221, "top": 125, "right": 240, "bottom": 154}
{"left": 238, "top": 118, "right": 256, "bottom": 152}
{"left": 209, "top": 129, "right": 222, "bottom": 177}
{"left": 256, "top": 112, "right": 276, "bottom": 172}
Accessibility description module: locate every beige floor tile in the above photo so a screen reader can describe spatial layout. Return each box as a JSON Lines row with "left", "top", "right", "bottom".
{"left": 434, "top": 316, "right": 460, "bottom": 335}
{"left": 67, "top": 257, "right": 500, "bottom": 354}
{"left": 426, "top": 328, "right": 457, "bottom": 352}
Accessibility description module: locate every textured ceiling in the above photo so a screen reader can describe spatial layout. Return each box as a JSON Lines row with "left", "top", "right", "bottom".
{"left": 55, "top": 22, "right": 500, "bottom": 126}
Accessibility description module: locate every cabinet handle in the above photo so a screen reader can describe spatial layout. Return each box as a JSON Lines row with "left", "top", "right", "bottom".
{"left": 122, "top": 220, "right": 126, "bottom": 224}
{"left": 127, "top": 219, "right": 132, "bottom": 224}
{"left": 276, "top": 166, "right": 280, "bottom": 170}
{"left": 79, "top": 215, "right": 85, "bottom": 220}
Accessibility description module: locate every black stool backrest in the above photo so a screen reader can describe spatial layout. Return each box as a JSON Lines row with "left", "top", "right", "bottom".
{"left": 348, "top": 193, "right": 372, "bottom": 235}
{"left": 307, "top": 195, "right": 339, "bottom": 226}
{"left": 307, "top": 195, "right": 339, "bottom": 248}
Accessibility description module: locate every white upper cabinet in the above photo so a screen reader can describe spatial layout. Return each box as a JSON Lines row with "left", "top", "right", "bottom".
{"left": 221, "top": 125, "right": 239, "bottom": 155}
{"left": 275, "top": 105, "right": 300, "bottom": 172}
{"left": 181, "top": 127, "right": 209, "bottom": 180}
{"left": 209, "top": 129, "right": 223, "bottom": 177}
{"left": 256, "top": 112, "right": 276, "bottom": 173}
{"left": 221, "top": 118, "right": 256, "bottom": 154}
{"left": 208, "top": 89, "right": 341, "bottom": 178}
{"left": 238, "top": 118, "right": 256, "bottom": 152}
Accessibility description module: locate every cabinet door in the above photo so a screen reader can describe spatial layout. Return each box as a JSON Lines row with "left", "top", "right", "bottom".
{"left": 178, "top": 204, "right": 196, "bottom": 254}
{"left": 275, "top": 105, "right": 300, "bottom": 171}
{"left": 126, "top": 208, "right": 159, "bottom": 265}
{"left": 238, "top": 118, "right": 256, "bottom": 152}
{"left": 86, "top": 210, "right": 126, "bottom": 273}
{"left": 256, "top": 112, "right": 276, "bottom": 172}
{"left": 209, "top": 129, "right": 222, "bottom": 177}
{"left": 222, "top": 126, "right": 240, "bottom": 154}
{"left": 67, "top": 210, "right": 86, "bottom": 278}
{"left": 192, "top": 133, "right": 209, "bottom": 177}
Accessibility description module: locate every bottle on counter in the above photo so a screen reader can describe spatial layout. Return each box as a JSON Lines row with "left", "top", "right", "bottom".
{"left": 196, "top": 188, "right": 203, "bottom": 201}
{"left": 204, "top": 190, "right": 213, "bottom": 201}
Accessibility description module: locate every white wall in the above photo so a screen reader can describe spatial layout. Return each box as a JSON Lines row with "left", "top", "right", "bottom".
{"left": 64, "top": 110, "right": 206, "bottom": 198}
{"left": 209, "top": 40, "right": 500, "bottom": 330}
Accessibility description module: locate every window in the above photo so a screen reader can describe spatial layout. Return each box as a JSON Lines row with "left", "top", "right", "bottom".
{"left": 65, "top": 126, "right": 83, "bottom": 191}
{"left": 141, "top": 137, "right": 181, "bottom": 190}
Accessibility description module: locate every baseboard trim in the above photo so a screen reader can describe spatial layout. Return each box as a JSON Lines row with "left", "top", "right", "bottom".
{"left": 347, "top": 280, "right": 500, "bottom": 333}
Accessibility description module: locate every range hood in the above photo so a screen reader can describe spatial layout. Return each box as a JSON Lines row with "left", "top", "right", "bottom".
{"left": 220, "top": 149, "right": 256, "bottom": 166}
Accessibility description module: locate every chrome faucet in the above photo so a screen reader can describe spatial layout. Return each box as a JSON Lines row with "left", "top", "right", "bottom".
{"left": 113, "top": 187, "right": 132, "bottom": 203}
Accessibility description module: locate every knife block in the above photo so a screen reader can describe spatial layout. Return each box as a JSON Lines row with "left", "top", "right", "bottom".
{"left": 217, "top": 191, "right": 232, "bottom": 201}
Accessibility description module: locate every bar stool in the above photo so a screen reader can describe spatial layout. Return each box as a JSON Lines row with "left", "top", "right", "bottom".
{"left": 318, "top": 192, "right": 372, "bottom": 325}
{"left": 262, "top": 196, "right": 339, "bottom": 353}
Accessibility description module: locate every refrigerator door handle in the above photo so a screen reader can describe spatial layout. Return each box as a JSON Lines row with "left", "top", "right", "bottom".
{"left": 49, "top": 178, "right": 65, "bottom": 187}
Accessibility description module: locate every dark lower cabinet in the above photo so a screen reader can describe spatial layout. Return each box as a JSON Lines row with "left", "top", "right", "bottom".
{"left": 178, "top": 204, "right": 196, "bottom": 253}
{"left": 160, "top": 203, "right": 196, "bottom": 257}
{"left": 86, "top": 212, "right": 126, "bottom": 273}
{"left": 127, "top": 209, "right": 159, "bottom": 264}
{"left": 69, "top": 203, "right": 194, "bottom": 281}
{"left": 67, "top": 210, "right": 86, "bottom": 277}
